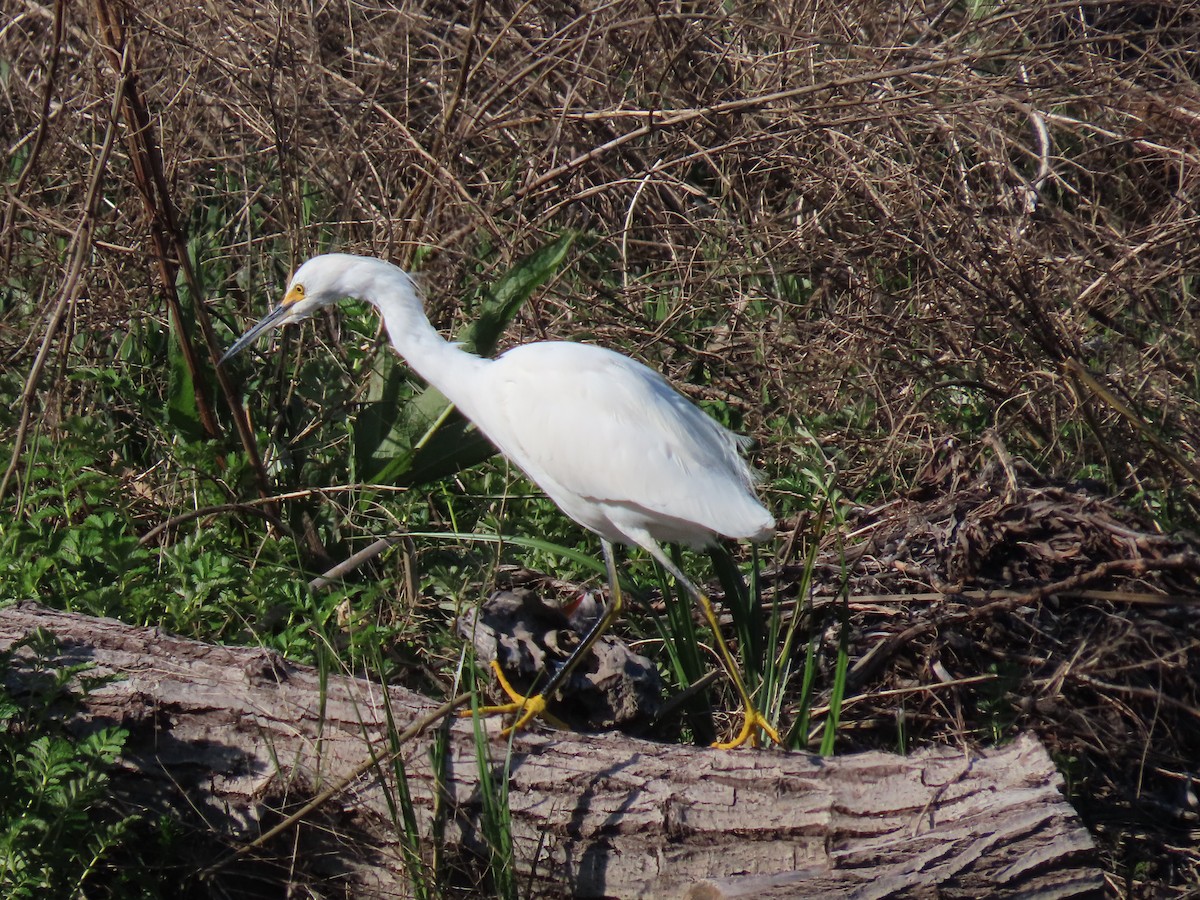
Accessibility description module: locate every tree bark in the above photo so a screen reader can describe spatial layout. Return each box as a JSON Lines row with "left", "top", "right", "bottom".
{"left": 0, "top": 603, "right": 1103, "bottom": 898}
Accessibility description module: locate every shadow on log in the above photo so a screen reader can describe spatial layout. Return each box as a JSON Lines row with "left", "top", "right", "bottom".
{"left": 0, "top": 603, "right": 1103, "bottom": 898}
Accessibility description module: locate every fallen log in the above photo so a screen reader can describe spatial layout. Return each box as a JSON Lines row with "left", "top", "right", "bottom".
{"left": 0, "top": 602, "right": 1103, "bottom": 898}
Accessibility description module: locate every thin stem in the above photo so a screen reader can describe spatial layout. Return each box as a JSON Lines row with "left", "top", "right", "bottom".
{"left": 640, "top": 542, "right": 756, "bottom": 712}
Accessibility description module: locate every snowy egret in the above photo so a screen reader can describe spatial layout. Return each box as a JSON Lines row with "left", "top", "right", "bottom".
{"left": 222, "top": 253, "right": 779, "bottom": 749}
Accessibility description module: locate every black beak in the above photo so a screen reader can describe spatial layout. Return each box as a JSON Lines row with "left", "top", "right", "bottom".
{"left": 219, "top": 304, "right": 291, "bottom": 365}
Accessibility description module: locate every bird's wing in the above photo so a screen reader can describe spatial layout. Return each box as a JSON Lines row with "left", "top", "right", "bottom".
{"left": 474, "top": 342, "right": 769, "bottom": 541}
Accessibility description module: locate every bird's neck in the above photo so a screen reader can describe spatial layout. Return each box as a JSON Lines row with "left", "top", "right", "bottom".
{"left": 372, "top": 280, "right": 489, "bottom": 415}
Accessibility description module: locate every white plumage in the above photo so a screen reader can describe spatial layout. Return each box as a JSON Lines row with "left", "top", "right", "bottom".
{"left": 464, "top": 340, "right": 774, "bottom": 548}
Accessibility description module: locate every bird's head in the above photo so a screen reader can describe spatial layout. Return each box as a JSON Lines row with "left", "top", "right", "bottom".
{"left": 219, "top": 253, "right": 385, "bottom": 364}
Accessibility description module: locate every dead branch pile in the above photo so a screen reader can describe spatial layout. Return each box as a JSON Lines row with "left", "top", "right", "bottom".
{"left": 784, "top": 443, "right": 1200, "bottom": 892}
{"left": 3, "top": 2, "right": 1199, "bottom": 492}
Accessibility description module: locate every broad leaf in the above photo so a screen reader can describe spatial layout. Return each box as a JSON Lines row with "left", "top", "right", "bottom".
{"left": 165, "top": 331, "right": 204, "bottom": 442}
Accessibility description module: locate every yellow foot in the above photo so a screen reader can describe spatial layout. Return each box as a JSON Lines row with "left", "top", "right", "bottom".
{"left": 712, "top": 706, "right": 782, "bottom": 750}
{"left": 458, "top": 660, "right": 568, "bottom": 734}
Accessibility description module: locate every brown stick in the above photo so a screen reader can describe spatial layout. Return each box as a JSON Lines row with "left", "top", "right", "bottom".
{"left": 90, "top": 0, "right": 274, "bottom": 503}
{"left": 0, "top": 54, "right": 126, "bottom": 504}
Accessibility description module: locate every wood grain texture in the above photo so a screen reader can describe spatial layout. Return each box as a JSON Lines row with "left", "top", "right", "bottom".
{"left": 0, "top": 603, "right": 1104, "bottom": 898}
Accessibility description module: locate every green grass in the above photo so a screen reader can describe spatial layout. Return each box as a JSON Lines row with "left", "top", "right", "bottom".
{"left": 465, "top": 667, "right": 519, "bottom": 900}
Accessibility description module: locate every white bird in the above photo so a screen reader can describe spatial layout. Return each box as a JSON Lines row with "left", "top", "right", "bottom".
{"left": 222, "top": 253, "right": 779, "bottom": 749}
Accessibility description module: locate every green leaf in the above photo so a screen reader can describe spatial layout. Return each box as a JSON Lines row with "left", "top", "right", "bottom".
{"left": 165, "top": 331, "right": 204, "bottom": 442}
{"left": 377, "top": 418, "right": 496, "bottom": 487}
{"left": 460, "top": 231, "right": 576, "bottom": 357}
{"left": 353, "top": 350, "right": 409, "bottom": 476}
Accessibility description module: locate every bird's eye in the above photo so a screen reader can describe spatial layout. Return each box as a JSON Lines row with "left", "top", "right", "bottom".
{"left": 284, "top": 283, "right": 306, "bottom": 306}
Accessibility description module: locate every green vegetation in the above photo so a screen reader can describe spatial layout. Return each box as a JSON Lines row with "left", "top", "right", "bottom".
{"left": 0, "top": 632, "right": 170, "bottom": 898}
{"left": 466, "top": 681, "right": 519, "bottom": 900}
{"left": 3, "top": 0, "right": 1200, "bottom": 895}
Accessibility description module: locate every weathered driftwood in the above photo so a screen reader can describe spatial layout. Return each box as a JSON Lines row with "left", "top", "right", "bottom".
{"left": 0, "top": 603, "right": 1103, "bottom": 898}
